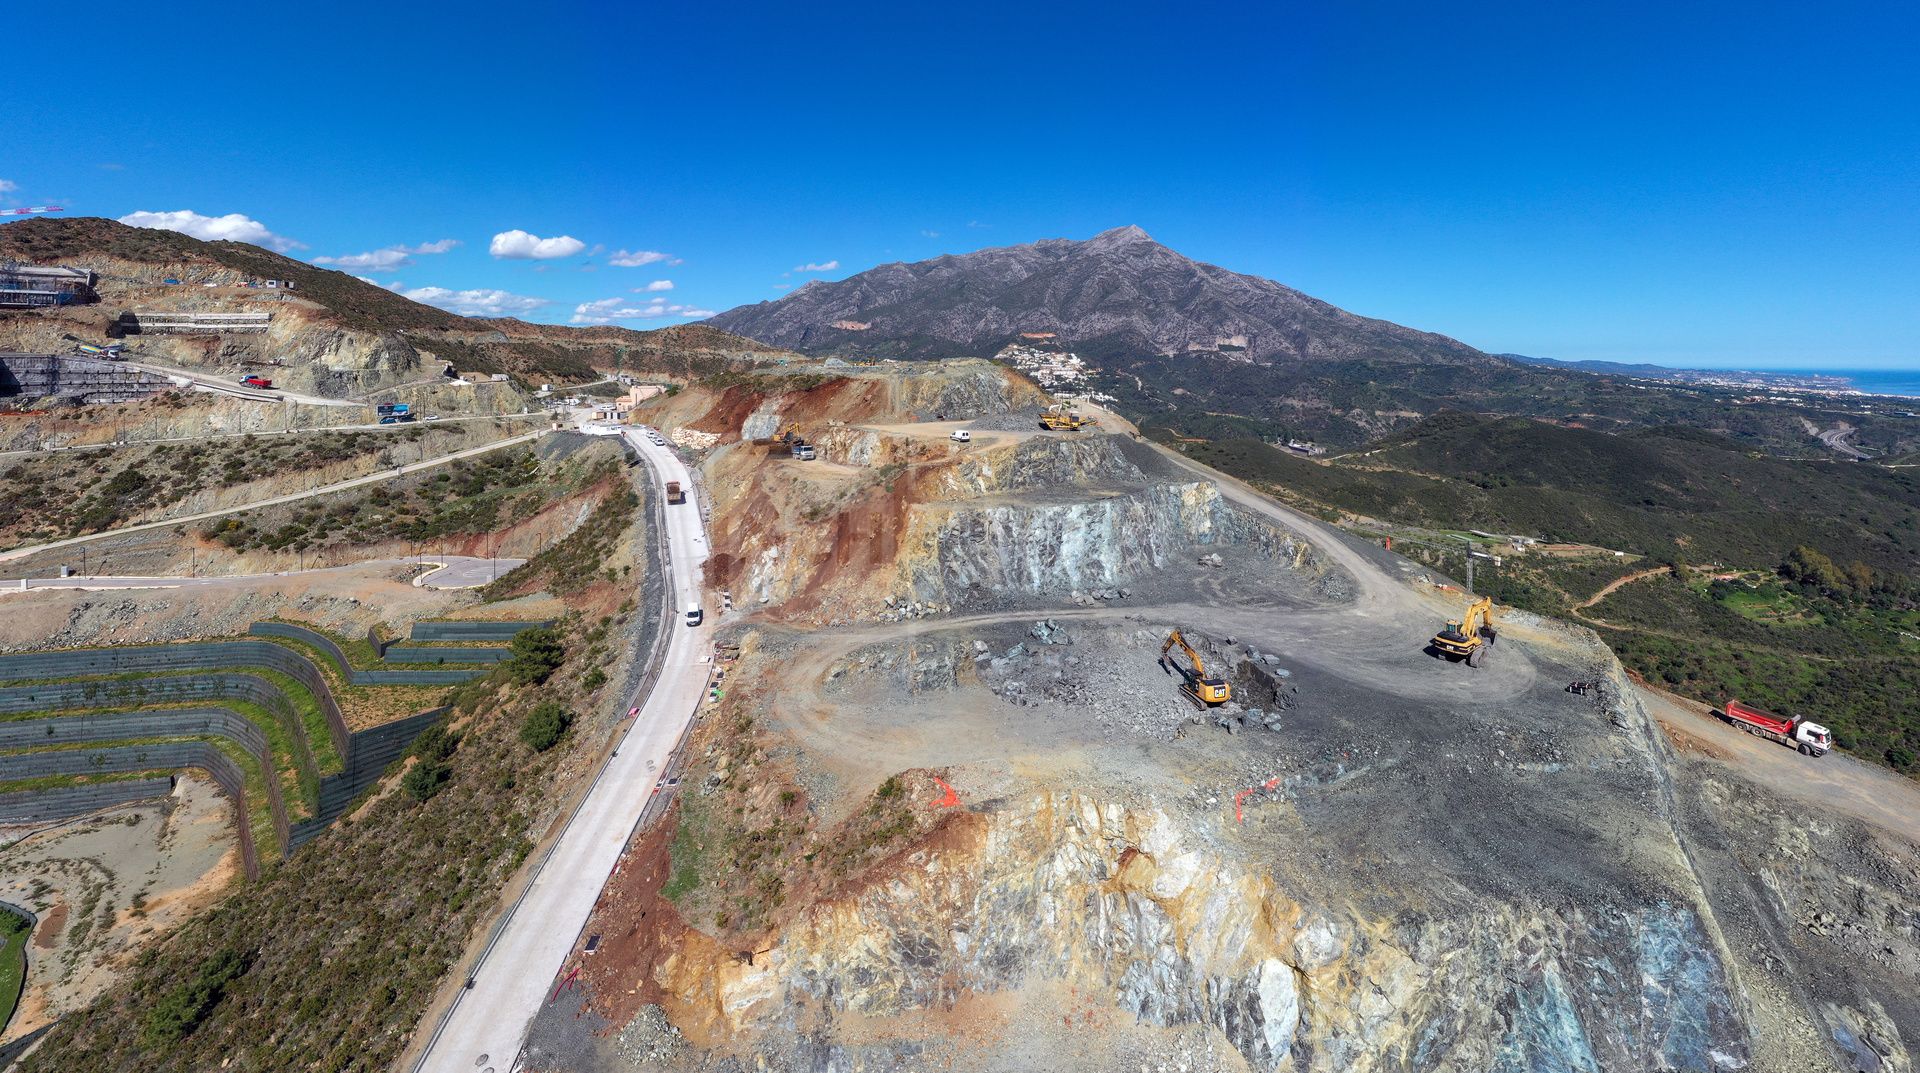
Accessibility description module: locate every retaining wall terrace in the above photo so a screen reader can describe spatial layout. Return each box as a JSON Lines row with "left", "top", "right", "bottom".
{"left": 0, "top": 706, "right": 290, "bottom": 853}
{"left": 0, "top": 641, "right": 349, "bottom": 762}
{"left": 288, "top": 707, "right": 445, "bottom": 850}
{"left": 248, "top": 623, "right": 490, "bottom": 684}
{"left": 0, "top": 777, "right": 175, "bottom": 826}
{"left": 0, "top": 740, "right": 260, "bottom": 877}
{"left": 409, "top": 620, "right": 551, "bottom": 642}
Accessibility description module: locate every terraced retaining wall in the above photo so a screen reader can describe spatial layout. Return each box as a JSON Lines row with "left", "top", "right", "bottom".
{"left": 0, "top": 778, "right": 175, "bottom": 826}
{"left": 288, "top": 706, "right": 446, "bottom": 849}
{"left": 249, "top": 623, "right": 491, "bottom": 684}
{"left": 0, "top": 706, "right": 290, "bottom": 856}
{"left": 0, "top": 740, "right": 260, "bottom": 877}
{"left": 408, "top": 620, "right": 552, "bottom": 642}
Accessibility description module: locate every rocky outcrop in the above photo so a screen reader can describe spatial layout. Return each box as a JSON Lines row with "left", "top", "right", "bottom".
{"left": 645, "top": 791, "right": 1748, "bottom": 1073}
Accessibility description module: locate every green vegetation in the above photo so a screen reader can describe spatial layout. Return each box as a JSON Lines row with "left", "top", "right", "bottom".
{"left": 402, "top": 723, "right": 460, "bottom": 803}
{"left": 17, "top": 629, "right": 613, "bottom": 1071}
{"left": 1180, "top": 415, "right": 1920, "bottom": 777}
{"left": 140, "top": 947, "right": 249, "bottom": 1046}
{"left": 1, "top": 905, "right": 29, "bottom": 1035}
{"left": 517, "top": 702, "right": 574, "bottom": 752}
{"left": 0, "top": 427, "right": 458, "bottom": 547}
{"left": 482, "top": 481, "right": 639, "bottom": 599}
{"left": 504, "top": 628, "right": 567, "bottom": 685}
{"left": 202, "top": 447, "right": 620, "bottom": 555}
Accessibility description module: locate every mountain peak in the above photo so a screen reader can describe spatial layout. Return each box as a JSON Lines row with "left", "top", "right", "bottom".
{"left": 1086, "top": 224, "right": 1154, "bottom": 247}
{"left": 708, "top": 227, "right": 1488, "bottom": 368}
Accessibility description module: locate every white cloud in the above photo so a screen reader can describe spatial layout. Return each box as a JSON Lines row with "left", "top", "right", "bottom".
{"left": 118, "top": 210, "right": 305, "bottom": 252}
{"left": 609, "top": 248, "right": 677, "bottom": 267}
{"left": 793, "top": 260, "right": 840, "bottom": 272}
{"left": 489, "top": 229, "right": 587, "bottom": 260}
{"left": 0, "top": 179, "right": 17, "bottom": 194}
{"left": 381, "top": 281, "right": 549, "bottom": 317}
{"left": 637, "top": 279, "right": 674, "bottom": 292}
{"left": 313, "top": 239, "right": 460, "bottom": 271}
{"left": 570, "top": 297, "right": 715, "bottom": 324}
{"left": 920, "top": 229, "right": 940, "bottom": 239}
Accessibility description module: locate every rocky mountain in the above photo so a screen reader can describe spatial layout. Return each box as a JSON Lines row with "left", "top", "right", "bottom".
{"left": 710, "top": 225, "right": 1495, "bottom": 366}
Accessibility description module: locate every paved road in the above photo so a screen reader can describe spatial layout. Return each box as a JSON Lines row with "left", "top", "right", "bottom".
{"left": 413, "top": 429, "right": 711, "bottom": 1073}
{"left": 120, "top": 357, "right": 364, "bottom": 408}
{"left": 1639, "top": 685, "right": 1920, "bottom": 844}
{"left": 0, "top": 431, "right": 548, "bottom": 566}
{"left": 0, "top": 555, "right": 524, "bottom": 593}
{"left": 416, "top": 557, "right": 528, "bottom": 588}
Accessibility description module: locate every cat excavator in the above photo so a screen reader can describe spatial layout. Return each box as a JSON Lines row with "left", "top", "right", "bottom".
{"left": 1160, "top": 629, "right": 1231, "bottom": 707}
{"left": 1432, "top": 595, "right": 1497, "bottom": 667}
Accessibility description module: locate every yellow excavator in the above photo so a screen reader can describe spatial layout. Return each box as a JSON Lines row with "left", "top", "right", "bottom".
{"left": 1432, "top": 595, "right": 1497, "bottom": 667}
{"left": 1039, "top": 404, "right": 1092, "bottom": 432}
{"left": 1160, "top": 629, "right": 1231, "bottom": 706}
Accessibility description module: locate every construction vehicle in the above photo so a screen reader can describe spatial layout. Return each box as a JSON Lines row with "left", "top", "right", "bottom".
{"left": 241, "top": 375, "right": 273, "bottom": 389}
{"left": 665, "top": 480, "right": 686, "bottom": 504}
{"left": 1039, "top": 404, "right": 1092, "bottom": 432}
{"left": 1159, "top": 630, "right": 1231, "bottom": 707}
{"left": 1431, "top": 595, "right": 1497, "bottom": 667}
{"left": 1722, "top": 698, "right": 1832, "bottom": 757}
{"left": 73, "top": 342, "right": 125, "bottom": 360}
{"left": 756, "top": 426, "right": 815, "bottom": 460}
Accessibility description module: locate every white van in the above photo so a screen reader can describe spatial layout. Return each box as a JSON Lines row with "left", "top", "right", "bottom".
{"left": 685, "top": 603, "right": 703, "bottom": 627}
{"left": 950, "top": 429, "right": 971, "bottom": 443}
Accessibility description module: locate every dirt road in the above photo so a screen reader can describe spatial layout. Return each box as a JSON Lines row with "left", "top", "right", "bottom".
{"left": 1640, "top": 684, "right": 1920, "bottom": 843}
{"left": 1576, "top": 567, "right": 1667, "bottom": 609}
{"left": 0, "top": 430, "right": 547, "bottom": 566}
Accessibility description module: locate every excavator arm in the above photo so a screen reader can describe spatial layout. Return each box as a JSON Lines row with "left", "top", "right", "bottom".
{"left": 1161, "top": 630, "right": 1231, "bottom": 706}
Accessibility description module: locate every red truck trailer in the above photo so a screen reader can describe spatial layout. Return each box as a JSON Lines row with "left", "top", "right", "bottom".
{"left": 241, "top": 375, "right": 274, "bottom": 389}
{"left": 1722, "top": 698, "right": 1832, "bottom": 757}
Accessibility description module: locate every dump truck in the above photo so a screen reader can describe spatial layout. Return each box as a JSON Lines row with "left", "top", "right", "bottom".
{"left": 1722, "top": 698, "right": 1832, "bottom": 757}
{"left": 241, "top": 375, "right": 273, "bottom": 389}
{"left": 665, "top": 480, "right": 686, "bottom": 504}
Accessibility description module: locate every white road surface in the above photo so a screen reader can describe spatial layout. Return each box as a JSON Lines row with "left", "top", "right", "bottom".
{"left": 413, "top": 428, "right": 710, "bottom": 1073}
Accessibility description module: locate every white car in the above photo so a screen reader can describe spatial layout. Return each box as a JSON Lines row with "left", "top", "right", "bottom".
{"left": 950, "top": 429, "right": 972, "bottom": 443}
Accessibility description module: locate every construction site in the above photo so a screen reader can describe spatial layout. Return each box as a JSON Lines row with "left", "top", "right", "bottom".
{"left": 0, "top": 215, "right": 1912, "bottom": 1073}
{"left": 502, "top": 360, "right": 1920, "bottom": 1073}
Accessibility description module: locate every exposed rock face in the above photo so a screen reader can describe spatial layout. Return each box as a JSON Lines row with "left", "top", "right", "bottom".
{"left": 646, "top": 791, "right": 1748, "bottom": 1073}
{"left": 709, "top": 226, "right": 1495, "bottom": 366}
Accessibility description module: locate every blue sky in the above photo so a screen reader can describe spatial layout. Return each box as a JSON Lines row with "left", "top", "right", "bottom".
{"left": 4, "top": 0, "right": 1916, "bottom": 370}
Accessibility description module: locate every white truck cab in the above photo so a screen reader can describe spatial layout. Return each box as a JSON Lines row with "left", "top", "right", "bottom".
{"left": 1795, "top": 721, "right": 1833, "bottom": 755}
{"left": 685, "top": 603, "right": 703, "bottom": 627}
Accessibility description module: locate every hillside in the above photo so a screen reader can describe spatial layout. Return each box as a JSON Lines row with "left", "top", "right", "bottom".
{"left": 710, "top": 227, "right": 1920, "bottom": 455}
{"left": 0, "top": 217, "right": 781, "bottom": 394}
{"left": 710, "top": 225, "right": 1495, "bottom": 366}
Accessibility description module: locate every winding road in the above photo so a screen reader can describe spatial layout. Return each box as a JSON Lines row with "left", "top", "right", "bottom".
{"left": 410, "top": 428, "right": 711, "bottom": 1073}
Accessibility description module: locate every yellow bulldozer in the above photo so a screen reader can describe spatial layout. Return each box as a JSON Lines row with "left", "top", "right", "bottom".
{"left": 1160, "top": 629, "right": 1231, "bottom": 707}
{"left": 1039, "top": 404, "right": 1092, "bottom": 432}
{"left": 1432, "top": 595, "right": 1498, "bottom": 667}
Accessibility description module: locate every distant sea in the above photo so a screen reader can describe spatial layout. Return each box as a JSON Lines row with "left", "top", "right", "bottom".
{"left": 1808, "top": 369, "right": 1920, "bottom": 398}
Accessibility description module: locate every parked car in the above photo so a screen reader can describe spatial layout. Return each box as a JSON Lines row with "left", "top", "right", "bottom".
{"left": 950, "top": 429, "right": 971, "bottom": 443}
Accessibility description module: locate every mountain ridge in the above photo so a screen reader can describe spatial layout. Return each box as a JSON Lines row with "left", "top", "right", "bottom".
{"left": 709, "top": 225, "right": 1496, "bottom": 367}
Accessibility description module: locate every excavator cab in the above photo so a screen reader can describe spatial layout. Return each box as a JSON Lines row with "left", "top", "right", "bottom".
{"left": 1160, "top": 629, "right": 1231, "bottom": 707}
{"left": 1432, "top": 596, "right": 1497, "bottom": 667}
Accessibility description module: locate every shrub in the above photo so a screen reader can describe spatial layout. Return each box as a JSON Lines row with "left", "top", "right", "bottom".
{"left": 402, "top": 761, "right": 452, "bottom": 803}
{"left": 142, "top": 947, "right": 248, "bottom": 1045}
{"left": 519, "top": 702, "right": 574, "bottom": 752}
{"left": 505, "top": 628, "right": 566, "bottom": 685}
{"left": 580, "top": 667, "right": 608, "bottom": 692}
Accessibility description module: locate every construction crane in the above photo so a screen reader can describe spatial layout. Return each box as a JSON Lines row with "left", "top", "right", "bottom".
{"left": 1431, "top": 595, "right": 1498, "bottom": 667}
{"left": 0, "top": 205, "right": 65, "bottom": 217}
{"left": 1160, "top": 629, "right": 1230, "bottom": 707}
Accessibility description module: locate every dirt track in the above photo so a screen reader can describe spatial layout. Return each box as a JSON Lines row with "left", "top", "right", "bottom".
{"left": 1641, "top": 683, "right": 1920, "bottom": 843}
